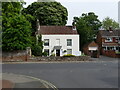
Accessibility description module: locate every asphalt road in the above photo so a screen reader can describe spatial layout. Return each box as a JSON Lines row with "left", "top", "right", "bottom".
{"left": 2, "top": 58, "right": 119, "bottom": 88}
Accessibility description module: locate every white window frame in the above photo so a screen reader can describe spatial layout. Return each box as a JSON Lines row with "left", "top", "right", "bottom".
{"left": 67, "top": 39, "right": 72, "bottom": 46}
{"left": 67, "top": 49, "right": 72, "bottom": 54}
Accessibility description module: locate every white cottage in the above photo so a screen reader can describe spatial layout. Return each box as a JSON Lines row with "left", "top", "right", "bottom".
{"left": 37, "top": 25, "right": 81, "bottom": 56}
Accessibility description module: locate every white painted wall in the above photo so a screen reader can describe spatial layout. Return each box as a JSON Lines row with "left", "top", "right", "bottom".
{"left": 42, "top": 34, "right": 81, "bottom": 56}
{"left": 89, "top": 47, "right": 98, "bottom": 51}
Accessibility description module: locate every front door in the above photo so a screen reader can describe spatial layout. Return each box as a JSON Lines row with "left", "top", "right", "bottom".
{"left": 56, "top": 49, "right": 60, "bottom": 56}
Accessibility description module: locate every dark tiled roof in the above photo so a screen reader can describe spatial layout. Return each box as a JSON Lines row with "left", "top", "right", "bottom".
{"left": 99, "top": 30, "right": 120, "bottom": 37}
{"left": 38, "top": 26, "right": 78, "bottom": 35}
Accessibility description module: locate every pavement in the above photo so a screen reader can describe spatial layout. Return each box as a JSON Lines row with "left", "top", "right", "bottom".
{"left": 2, "top": 80, "right": 14, "bottom": 88}
{"left": 1, "top": 73, "right": 57, "bottom": 89}
{"left": 91, "top": 55, "right": 119, "bottom": 61}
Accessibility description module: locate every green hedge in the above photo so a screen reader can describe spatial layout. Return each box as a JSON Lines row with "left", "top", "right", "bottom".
{"left": 63, "top": 54, "right": 75, "bottom": 57}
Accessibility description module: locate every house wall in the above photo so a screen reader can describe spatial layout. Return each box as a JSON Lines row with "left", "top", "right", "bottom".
{"left": 102, "top": 37, "right": 119, "bottom": 43}
{"left": 96, "top": 31, "right": 120, "bottom": 58}
{"left": 42, "top": 34, "right": 81, "bottom": 56}
{"left": 102, "top": 50, "right": 120, "bottom": 58}
{"left": 96, "top": 32, "right": 102, "bottom": 54}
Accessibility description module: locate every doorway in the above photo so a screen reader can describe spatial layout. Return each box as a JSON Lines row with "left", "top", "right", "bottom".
{"left": 56, "top": 49, "right": 60, "bottom": 56}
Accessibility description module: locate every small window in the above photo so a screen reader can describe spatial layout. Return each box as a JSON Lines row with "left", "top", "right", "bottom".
{"left": 56, "top": 39, "right": 60, "bottom": 46}
{"left": 116, "top": 37, "right": 120, "bottom": 42}
{"left": 107, "top": 47, "right": 114, "bottom": 50}
{"left": 116, "top": 47, "right": 119, "bottom": 50}
{"left": 44, "top": 49, "right": 49, "bottom": 56}
{"left": 102, "top": 47, "right": 106, "bottom": 50}
{"left": 67, "top": 39, "right": 72, "bottom": 46}
{"left": 105, "top": 37, "right": 112, "bottom": 42}
{"left": 67, "top": 49, "right": 72, "bottom": 54}
{"left": 44, "top": 39, "right": 49, "bottom": 46}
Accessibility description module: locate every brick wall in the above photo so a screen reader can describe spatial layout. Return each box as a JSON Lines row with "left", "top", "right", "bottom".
{"left": 1, "top": 50, "right": 30, "bottom": 62}
{"left": 102, "top": 50, "right": 120, "bottom": 58}
{"left": 29, "top": 56, "right": 91, "bottom": 62}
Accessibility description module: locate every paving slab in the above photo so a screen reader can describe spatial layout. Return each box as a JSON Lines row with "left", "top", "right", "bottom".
{"left": 1, "top": 73, "right": 57, "bottom": 89}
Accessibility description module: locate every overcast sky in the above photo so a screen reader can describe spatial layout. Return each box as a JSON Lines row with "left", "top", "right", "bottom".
{"left": 24, "top": 0, "right": 119, "bottom": 25}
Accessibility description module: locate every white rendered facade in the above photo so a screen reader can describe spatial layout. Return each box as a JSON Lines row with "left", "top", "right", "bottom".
{"left": 42, "top": 34, "right": 81, "bottom": 56}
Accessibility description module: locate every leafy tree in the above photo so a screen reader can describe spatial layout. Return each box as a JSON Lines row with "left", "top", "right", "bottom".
{"left": 73, "top": 12, "right": 102, "bottom": 51}
{"left": 22, "top": 1, "right": 68, "bottom": 32}
{"left": 2, "top": 2, "right": 32, "bottom": 51}
{"left": 102, "top": 17, "right": 119, "bottom": 30}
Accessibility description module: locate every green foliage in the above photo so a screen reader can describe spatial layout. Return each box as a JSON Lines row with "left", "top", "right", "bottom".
{"left": 116, "top": 52, "right": 120, "bottom": 54}
{"left": 32, "top": 44, "right": 43, "bottom": 56}
{"left": 2, "top": 1, "right": 25, "bottom": 15}
{"left": 2, "top": 2, "right": 32, "bottom": 51}
{"left": 81, "top": 53, "right": 86, "bottom": 56}
{"left": 2, "top": 14, "right": 32, "bottom": 51}
{"left": 63, "top": 54, "right": 75, "bottom": 57}
{"left": 22, "top": 13, "right": 36, "bottom": 35}
{"left": 42, "top": 52, "right": 48, "bottom": 56}
{"left": 22, "top": 2, "right": 68, "bottom": 28}
{"left": 74, "top": 12, "right": 102, "bottom": 51}
{"left": 102, "top": 17, "right": 119, "bottom": 30}
{"left": 31, "top": 35, "right": 43, "bottom": 56}
{"left": 50, "top": 53, "right": 55, "bottom": 56}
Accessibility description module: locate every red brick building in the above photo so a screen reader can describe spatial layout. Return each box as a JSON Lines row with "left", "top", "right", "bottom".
{"left": 96, "top": 29, "right": 120, "bottom": 58}
{"left": 83, "top": 41, "right": 99, "bottom": 58}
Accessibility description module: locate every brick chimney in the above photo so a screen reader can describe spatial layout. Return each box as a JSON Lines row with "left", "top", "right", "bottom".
{"left": 109, "top": 26, "right": 113, "bottom": 33}
{"left": 72, "top": 21, "right": 76, "bottom": 30}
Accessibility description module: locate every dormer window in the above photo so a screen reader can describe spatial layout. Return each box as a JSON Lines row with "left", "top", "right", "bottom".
{"left": 105, "top": 37, "right": 112, "bottom": 42}
{"left": 115, "top": 37, "right": 120, "bottom": 42}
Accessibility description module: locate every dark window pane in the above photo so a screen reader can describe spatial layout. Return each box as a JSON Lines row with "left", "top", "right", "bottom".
{"left": 44, "top": 39, "right": 49, "bottom": 46}
{"left": 67, "top": 39, "right": 72, "bottom": 46}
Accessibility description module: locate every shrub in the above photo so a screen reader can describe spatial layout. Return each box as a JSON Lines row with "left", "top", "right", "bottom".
{"left": 42, "top": 52, "right": 48, "bottom": 56}
{"left": 31, "top": 36, "right": 43, "bottom": 56}
{"left": 32, "top": 44, "right": 42, "bottom": 56}
{"left": 116, "top": 52, "right": 120, "bottom": 54}
{"left": 81, "top": 53, "right": 86, "bottom": 56}
{"left": 63, "top": 54, "right": 75, "bottom": 57}
{"left": 50, "top": 53, "right": 55, "bottom": 56}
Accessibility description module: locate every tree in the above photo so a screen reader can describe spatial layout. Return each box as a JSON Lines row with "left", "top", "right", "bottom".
{"left": 102, "top": 17, "right": 119, "bottom": 30}
{"left": 2, "top": 2, "right": 32, "bottom": 51}
{"left": 22, "top": 1, "right": 68, "bottom": 32}
{"left": 73, "top": 12, "right": 102, "bottom": 51}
